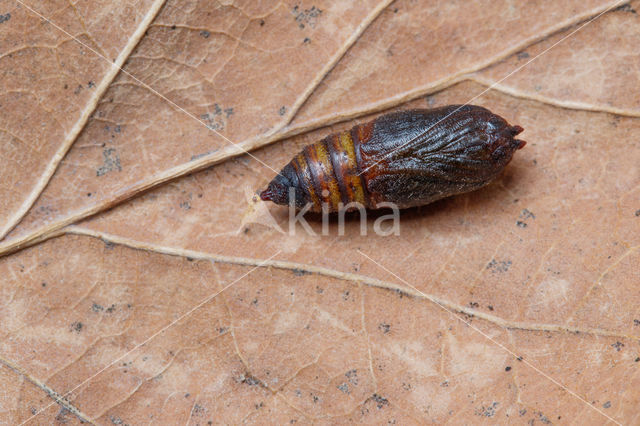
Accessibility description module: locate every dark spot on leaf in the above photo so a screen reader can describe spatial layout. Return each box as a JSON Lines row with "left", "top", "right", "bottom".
{"left": 201, "top": 105, "right": 232, "bottom": 130}
{"left": 279, "top": 106, "right": 286, "bottom": 116}
{"left": 517, "top": 51, "right": 530, "bottom": 60}
{"left": 487, "top": 305, "right": 494, "bottom": 311}
{"left": 191, "top": 149, "right": 218, "bottom": 161}
{"left": 292, "top": 5, "right": 322, "bottom": 29}
{"left": 394, "top": 289, "right": 407, "bottom": 299}
{"left": 41, "top": 282, "right": 47, "bottom": 288}
{"left": 517, "top": 209, "right": 535, "bottom": 228}
{"left": 603, "top": 401, "right": 611, "bottom": 408}
{"left": 171, "top": 24, "right": 176, "bottom": 30}
{"left": 378, "top": 323, "right": 390, "bottom": 334}
{"left": 505, "top": 366, "right": 511, "bottom": 372}
{"left": 200, "top": 114, "right": 221, "bottom": 131}
{"left": 345, "top": 369, "right": 358, "bottom": 385}
{"left": 303, "top": 37, "right": 310, "bottom": 44}
{"left": 469, "top": 301, "right": 479, "bottom": 308}
{"left": 614, "top": 4, "right": 637, "bottom": 13}
{"left": 337, "top": 383, "right": 349, "bottom": 393}
{"left": 192, "top": 403, "right": 205, "bottom": 416}
{"left": 292, "top": 268, "right": 310, "bottom": 276}
{"left": 0, "top": 13, "right": 11, "bottom": 24}
{"left": 611, "top": 341, "right": 624, "bottom": 351}
{"left": 240, "top": 374, "right": 261, "bottom": 386}
{"left": 536, "top": 411, "right": 551, "bottom": 424}
{"left": 96, "top": 148, "right": 122, "bottom": 176}
{"left": 92, "top": 303, "right": 104, "bottom": 312}
{"left": 200, "top": 30, "right": 210, "bottom": 38}
{"left": 370, "top": 393, "right": 389, "bottom": 409}
{"left": 259, "top": 19, "right": 265, "bottom": 26}
{"left": 487, "top": 259, "right": 512, "bottom": 273}
{"left": 55, "top": 407, "right": 71, "bottom": 423}
{"left": 476, "top": 402, "right": 499, "bottom": 417}
{"left": 635, "top": 209, "right": 640, "bottom": 217}
{"left": 71, "top": 321, "right": 83, "bottom": 332}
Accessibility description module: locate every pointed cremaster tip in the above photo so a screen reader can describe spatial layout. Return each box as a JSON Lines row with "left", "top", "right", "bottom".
{"left": 259, "top": 188, "right": 272, "bottom": 201}
{"left": 510, "top": 125, "right": 524, "bottom": 136}
{"left": 509, "top": 125, "right": 525, "bottom": 149}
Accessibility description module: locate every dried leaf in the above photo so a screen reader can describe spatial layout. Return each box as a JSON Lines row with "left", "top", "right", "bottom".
{"left": 0, "top": 0, "right": 164, "bottom": 239}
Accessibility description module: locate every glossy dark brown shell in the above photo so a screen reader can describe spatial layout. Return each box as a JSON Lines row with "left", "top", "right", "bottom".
{"left": 260, "top": 105, "right": 525, "bottom": 212}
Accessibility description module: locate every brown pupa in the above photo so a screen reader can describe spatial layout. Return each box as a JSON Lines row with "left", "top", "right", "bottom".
{"left": 260, "top": 105, "right": 525, "bottom": 212}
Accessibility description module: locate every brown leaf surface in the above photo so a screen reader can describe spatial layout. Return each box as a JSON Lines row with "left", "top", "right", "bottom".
{"left": 474, "top": 2, "right": 640, "bottom": 115}
{"left": 0, "top": 0, "right": 164, "bottom": 239}
{"left": 1, "top": 0, "right": 639, "bottom": 424}
{"left": 289, "top": 0, "right": 632, "bottom": 126}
